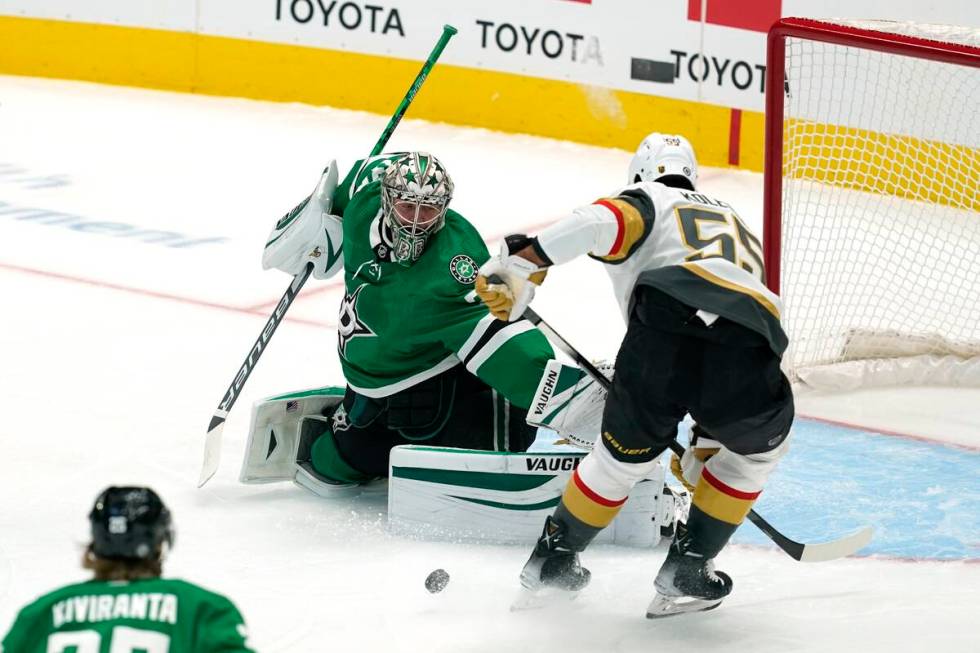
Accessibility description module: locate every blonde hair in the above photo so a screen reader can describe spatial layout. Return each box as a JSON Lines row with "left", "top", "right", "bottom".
{"left": 82, "top": 544, "right": 162, "bottom": 581}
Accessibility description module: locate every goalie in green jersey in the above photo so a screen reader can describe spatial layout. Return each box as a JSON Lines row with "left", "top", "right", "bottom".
{"left": 1, "top": 487, "right": 253, "bottom": 653}
{"left": 242, "top": 152, "right": 607, "bottom": 497}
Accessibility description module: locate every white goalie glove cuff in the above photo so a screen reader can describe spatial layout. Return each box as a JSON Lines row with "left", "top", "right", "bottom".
{"left": 262, "top": 161, "right": 343, "bottom": 280}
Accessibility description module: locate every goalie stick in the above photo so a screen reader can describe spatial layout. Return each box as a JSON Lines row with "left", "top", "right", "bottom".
{"left": 522, "top": 307, "right": 873, "bottom": 562}
{"left": 198, "top": 24, "right": 459, "bottom": 487}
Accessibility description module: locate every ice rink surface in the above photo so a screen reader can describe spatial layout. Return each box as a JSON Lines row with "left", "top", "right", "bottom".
{"left": 1, "top": 75, "right": 977, "bottom": 651}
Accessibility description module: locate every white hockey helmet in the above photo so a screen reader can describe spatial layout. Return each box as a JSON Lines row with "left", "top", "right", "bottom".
{"left": 627, "top": 133, "right": 698, "bottom": 189}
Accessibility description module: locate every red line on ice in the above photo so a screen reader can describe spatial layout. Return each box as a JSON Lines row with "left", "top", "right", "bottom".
{"left": 798, "top": 413, "right": 980, "bottom": 453}
{"left": 0, "top": 261, "right": 335, "bottom": 328}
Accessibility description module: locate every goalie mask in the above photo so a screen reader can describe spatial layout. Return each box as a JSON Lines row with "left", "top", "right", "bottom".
{"left": 381, "top": 152, "right": 454, "bottom": 266}
{"left": 628, "top": 133, "right": 698, "bottom": 190}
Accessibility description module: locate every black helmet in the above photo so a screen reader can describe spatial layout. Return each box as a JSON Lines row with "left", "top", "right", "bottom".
{"left": 89, "top": 486, "right": 174, "bottom": 560}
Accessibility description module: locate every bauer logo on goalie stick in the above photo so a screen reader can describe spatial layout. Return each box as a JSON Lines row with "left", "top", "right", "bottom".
{"left": 218, "top": 286, "right": 294, "bottom": 412}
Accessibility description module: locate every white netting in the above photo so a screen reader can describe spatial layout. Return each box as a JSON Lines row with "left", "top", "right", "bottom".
{"left": 778, "top": 20, "right": 980, "bottom": 389}
{"left": 828, "top": 20, "right": 980, "bottom": 48}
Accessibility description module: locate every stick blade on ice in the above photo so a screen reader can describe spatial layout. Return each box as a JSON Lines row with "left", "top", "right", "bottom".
{"left": 799, "top": 526, "right": 874, "bottom": 562}
{"left": 198, "top": 416, "right": 225, "bottom": 487}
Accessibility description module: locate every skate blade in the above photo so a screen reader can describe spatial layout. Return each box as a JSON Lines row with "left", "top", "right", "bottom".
{"left": 645, "top": 593, "right": 723, "bottom": 619}
{"left": 510, "top": 586, "right": 579, "bottom": 612}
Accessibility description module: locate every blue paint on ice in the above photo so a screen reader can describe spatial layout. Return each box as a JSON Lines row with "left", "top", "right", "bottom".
{"left": 726, "top": 419, "right": 980, "bottom": 560}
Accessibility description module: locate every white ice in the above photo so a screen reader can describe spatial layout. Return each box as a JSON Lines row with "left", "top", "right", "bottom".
{"left": 0, "top": 75, "right": 977, "bottom": 652}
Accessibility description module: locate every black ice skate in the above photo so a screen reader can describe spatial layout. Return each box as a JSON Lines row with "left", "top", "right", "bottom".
{"left": 647, "top": 525, "right": 733, "bottom": 618}
{"left": 293, "top": 417, "right": 361, "bottom": 498}
{"left": 513, "top": 516, "right": 591, "bottom": 611}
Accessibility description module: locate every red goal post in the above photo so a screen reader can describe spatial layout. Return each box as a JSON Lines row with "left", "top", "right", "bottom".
{"left": 763, "top": 18, "right": 980, "bottom": 390}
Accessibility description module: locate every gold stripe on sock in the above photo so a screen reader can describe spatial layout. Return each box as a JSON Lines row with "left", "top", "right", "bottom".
{"left": 561, "top": 470, "right": 626, "bottom": 529}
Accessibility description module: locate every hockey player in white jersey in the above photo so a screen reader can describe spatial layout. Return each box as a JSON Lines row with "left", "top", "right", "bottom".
{"left": 475, "top": 133, "right": 794, "bottom": 617}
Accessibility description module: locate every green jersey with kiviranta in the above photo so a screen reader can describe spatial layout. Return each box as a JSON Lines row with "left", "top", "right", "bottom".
{"left": 328, "top": 156, "right": 554, "bottom": 406}
{"left": 1, "top": 578, "right": 252, "bottom": 653}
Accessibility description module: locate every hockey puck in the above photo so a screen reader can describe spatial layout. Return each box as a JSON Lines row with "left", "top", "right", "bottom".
{"left": 424, "top": 568, "right": 450, "bottom": 593}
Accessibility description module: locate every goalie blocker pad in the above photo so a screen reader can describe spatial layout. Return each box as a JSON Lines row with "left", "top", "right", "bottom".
{"left": 526, "top": 359, "right": 611, "bottom": 450}
{"left": 388, "top": 445, "right": 678, "bottom": 548}
{"left": 239, "top": 386, "right": 345, "bottom": 484}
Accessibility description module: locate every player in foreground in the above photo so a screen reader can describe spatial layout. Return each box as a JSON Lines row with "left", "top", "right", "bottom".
{"left": 250, "top": 152, "right": 595, "bottom": 495}
{"left": 476, "top": 133, "right": 795, "bottom": 617}
{"left": 2, "top": 486, "right": 253, "bottom": 651}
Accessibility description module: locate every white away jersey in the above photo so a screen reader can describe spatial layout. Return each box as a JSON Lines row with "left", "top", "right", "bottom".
{"left": 536, "top": 181, "right": 787, "bottom": 355}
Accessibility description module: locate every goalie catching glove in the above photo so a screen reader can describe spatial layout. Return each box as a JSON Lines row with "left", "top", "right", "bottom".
{"left": 475, "top": 234, "right": 549, "bottom": 322}
{"left": 262, "top": 160, "right": 344, "bottom": 280}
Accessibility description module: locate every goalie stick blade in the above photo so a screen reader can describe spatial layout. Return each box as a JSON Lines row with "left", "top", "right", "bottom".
{"left": 197, "top": 417, "right": 225, "bottom": 488}
{"left": 798, "top": 525, "right": 874, "bottom": 563}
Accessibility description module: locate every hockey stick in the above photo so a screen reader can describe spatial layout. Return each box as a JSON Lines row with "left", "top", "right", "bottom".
{"left": 198, "top": 25, "right": 459, "bottom": 487}
{"left": 523, "top": 307, "right": 873, "bottom": 562}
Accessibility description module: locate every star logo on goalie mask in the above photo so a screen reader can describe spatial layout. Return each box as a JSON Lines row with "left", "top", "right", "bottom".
{"left": 425, "top": 162, "right": 445, "bottom": 188}
{"left": 337, "top": 285, "right": 375, "bottom": 358}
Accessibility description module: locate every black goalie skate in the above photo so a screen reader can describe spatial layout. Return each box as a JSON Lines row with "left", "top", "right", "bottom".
{"left": 293, "top": 416, "right": 361, "bottom": 497}
{"left": 513, "top": 516, "right": 591, "bottom": 611}
{"left": 647, "top": 525, "right": 733, "bottom": 619}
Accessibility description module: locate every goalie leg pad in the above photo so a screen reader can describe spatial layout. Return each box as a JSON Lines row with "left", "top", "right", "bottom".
{"left": 238, "top": 387, "right": 344, "bottom": 484}
{"left": 388, "top": 445, "right": 673, "bottom": 547}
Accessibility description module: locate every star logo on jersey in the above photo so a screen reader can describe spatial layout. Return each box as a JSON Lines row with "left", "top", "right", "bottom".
{"left": 331, "top": 404, "right": 351, "bottom": 433}
{"left": 337, "top": 285, "right": 376, "bottom": 358}
{"left": 449, "top": 254, "right": 478, "bottom": 284}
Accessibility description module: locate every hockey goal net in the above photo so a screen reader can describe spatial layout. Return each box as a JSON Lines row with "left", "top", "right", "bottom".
{"left": 764, "top": 18, "right": 980, "bottom": 390}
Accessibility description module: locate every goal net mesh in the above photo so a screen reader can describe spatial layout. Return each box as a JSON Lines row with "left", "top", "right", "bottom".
{"left": 777, "top": 20, "right": 980, "bottom": 389}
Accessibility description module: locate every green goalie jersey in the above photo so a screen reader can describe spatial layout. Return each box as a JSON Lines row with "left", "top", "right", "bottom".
{"left": 329, "top": 155, "right": 553, "bottom": 406}
{"left": 1, "top": 578, "right": 252, "bottom": 653}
